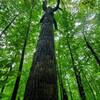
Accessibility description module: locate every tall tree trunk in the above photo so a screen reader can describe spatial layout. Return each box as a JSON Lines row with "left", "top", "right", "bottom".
{"left": 24, "top": 12, "right": 57, "bottom": 99}
{"left": 24, "top": 0, "right": 60, "bottom": 99}
{"left": 57, "top": 38, "right": 68, "bottom": 100}
{"left": 58, "top": 70, "right": 68, "bottom": 100}
{"left": 67, "top": 38, "right": 86, "bottom": 100}
{"left": 11, "top": 6, "right": 33, "bottom": 100}
{"left": 62, "top": 87, "right": 68, "bottom": 100}
{"left": 74, "top": 51, "right": 96, "bottom": 100}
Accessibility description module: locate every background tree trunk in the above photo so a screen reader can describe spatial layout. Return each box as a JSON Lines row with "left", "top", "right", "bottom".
{"left": 67, "top": 38, "right": 86, "bottom": 100}
{"left": 11, "top": 6, "right": 33, "bottom": 100}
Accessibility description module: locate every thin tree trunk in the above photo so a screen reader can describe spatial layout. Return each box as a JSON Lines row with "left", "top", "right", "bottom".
{"left": 10, "top": 6, "right": 33, "bottom": 100}
{"left": 67, "top": 38, "right": 86, "bottom": 100}
{"left": 73, "top": 49, "right": 97, "bottom": 100}
{"left": 82, "top": 17, "right": 100, "bottom": 66}
{"left": 0, "top": 14, "right": 18, "bottom": 38}
{"left": 58, "top": 69, "right": 68, "bottom": 100}
{"left": 58, "top": 70, "right": 68, "bottom": 100}
{"left": 57, "top": 37, "right": 68, "bottom": 100}
{"left": 83, "top": 34, "right": 100, "bottom": 66}
{"left": 62, "top": 87, "right": 68, "bottom": 100}
{"left": 24, "top": 0, "right": 60, "bottom": 99}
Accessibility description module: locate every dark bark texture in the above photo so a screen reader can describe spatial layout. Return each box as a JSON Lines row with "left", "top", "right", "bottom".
{"left": 24, "top": 5, "right": 59, "bottom": 100}
{"left": 73, "top": 66, "right": 86, "bottom": 100}
{"left": 62, "top": 84, "right": 68, "bottom": 100}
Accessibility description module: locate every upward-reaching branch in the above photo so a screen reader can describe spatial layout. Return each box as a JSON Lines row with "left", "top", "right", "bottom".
{"left": 43, "top": 0, "right": 47, "bottom": 11}
{"left": 53, "top": 0, "right": 60, "bottom": 12}
{"left": 42, "top": 0, "right": 60, "bottom": 12}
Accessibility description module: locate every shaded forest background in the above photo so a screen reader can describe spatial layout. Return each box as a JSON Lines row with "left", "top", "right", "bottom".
{"left": 0, "top": 0, "right": 100, "bottom": 99}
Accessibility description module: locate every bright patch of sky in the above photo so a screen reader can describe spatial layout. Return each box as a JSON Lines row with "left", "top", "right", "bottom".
{"left": 67, "top": 3, "right": 78, "bottom": 14}
{"left": 0, "top": 9, "right": 3, "bottom": 12}
{"left": 12, "top": 63, "right": 16, "bottom": 68}
{"left": 2, "top": 45, "right": 6, "bottom": 49}
{"left": 10, "top": 51, "right": 13, "bottom": 55}
{"left": 71, "top": 0, "right": 80, "bottom": 3}
{"left": 55, "top": 32, "right": 62, "bottom": 41}
{"left": 79, "top": 56, "right": 84, "bottom": 60}
{"left": 15, "top": 12, "right": 19, "bottom": 15}
{"left": 0, "top": 31, "right": 2, "bottom": 35}
{"left": 55, "top": 36, "right": 59, "bottom": 41}
{"left": 86, "top": 14, "right": 96, "bottom": 21}
{"left": 65, "top": 74, "right": 70, "bottom": 79}
{"left": 19, "top": 1, "right": 21, "bottom": 4}
{"left": 75, "top": 22, "right": 81, "bottom": 27}
{"left": 85, "top": 24, "right": 95, "bottom": 31}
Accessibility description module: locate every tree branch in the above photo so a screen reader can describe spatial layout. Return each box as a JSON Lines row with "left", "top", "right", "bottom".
{"left": 53, "top": 0, "right": 60, "bottom": 12}
{"left": 42, "top": 0, "right": 47, "bottom": 11}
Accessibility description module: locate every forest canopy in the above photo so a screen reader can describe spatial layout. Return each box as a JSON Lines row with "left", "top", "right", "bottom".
{"left": 0, "top": 0, "right": 100, "bottom": 100}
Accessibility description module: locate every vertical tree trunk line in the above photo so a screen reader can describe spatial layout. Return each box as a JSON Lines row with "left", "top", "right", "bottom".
{"left": 66, "top": 38, "right": 86, "bottom": 100}
{"left": 82, "top": 17, "right": 100, "bottom": 66}
{"left": 73, "top": 50, "right": 97, "bottom": 100}
{"left": 23, "top": 0, "right": 61, "bottom": 99}
{"left": 58, "top": 69, "right": 68, "bottom": 100}
{"left": 57, "top": 40, "right": 68, "bottom": 100}
{"left": 24, "top": 13, "right": 57, "bottom": 100}
{"left": 83, "top": 34, "right": 100, "bottom": 66}
{"left": 11, "top": 5, "right": 33, "bottom": 100}
{"left": 81, "top": 70, "right": 96, "bottom": 100}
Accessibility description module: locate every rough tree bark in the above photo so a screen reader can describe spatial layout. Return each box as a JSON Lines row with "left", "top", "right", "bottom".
{"left": 24, "top": 0, "right": 60, "bottom": 100}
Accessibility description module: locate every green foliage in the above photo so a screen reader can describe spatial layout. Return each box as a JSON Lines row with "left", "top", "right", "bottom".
{"left": 0, "top": 0, "right": 100, "bottom": 100}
